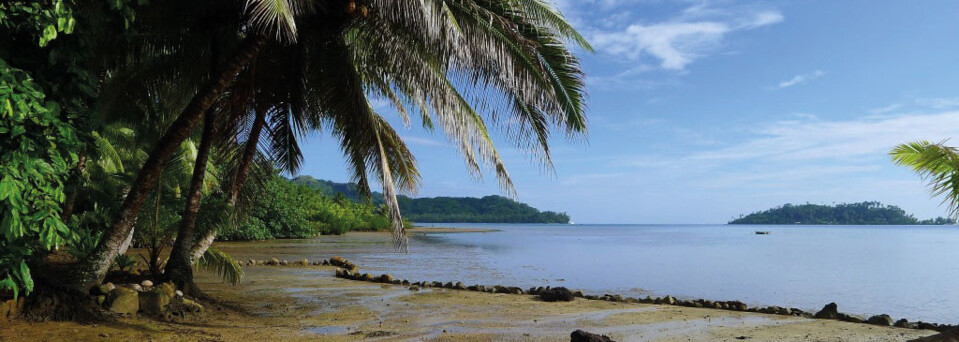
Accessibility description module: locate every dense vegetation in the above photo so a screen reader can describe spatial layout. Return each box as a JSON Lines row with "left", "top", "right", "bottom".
{"left": 292, "top": 176, "right": 570, "bottom": 223}
{"left": 729, "top": 202, "right": 955, "bottom": 225}
{"left": 398, "top": 196, "right": 570, "bottom": 223}
{"left": 0, "top": 0, "right": 589, "bottom": 301}
{"left": 219, "top": 174, "right": 397, "bottom": 241}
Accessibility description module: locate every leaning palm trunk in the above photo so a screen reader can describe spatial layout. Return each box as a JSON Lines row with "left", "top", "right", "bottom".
{"left": 164, "top": 109, "right": 216, "bottom": 291}
{"left": 66, "top": 36, "right": 266, "bottom": 292}
{"left": 189, "top": 107, "right": 267, "bottom": 264}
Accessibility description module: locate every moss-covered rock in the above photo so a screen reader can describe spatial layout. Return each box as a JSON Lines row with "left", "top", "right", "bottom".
{"left": 105, "top": 287, "right": 139, "bottom": 314}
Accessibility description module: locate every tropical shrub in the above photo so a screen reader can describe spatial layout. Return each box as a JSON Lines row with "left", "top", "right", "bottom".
{"left": 0, "top": 59, "right": 79, "bottom": 298}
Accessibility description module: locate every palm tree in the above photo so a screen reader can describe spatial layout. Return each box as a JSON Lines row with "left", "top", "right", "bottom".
{"left": 73, "top": 0, "right": 591, "bottom": 292}
{"left": 891, "top": 141, "right": 959, "bottom": 218}
{"left": 174, "top": 0, "right": 593, "bottom": 289}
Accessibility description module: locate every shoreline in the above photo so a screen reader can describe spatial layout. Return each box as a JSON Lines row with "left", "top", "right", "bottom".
{"left": 1, "top": 233, "right": 943, "bottom": 341}
{"left": 408, "top": 227, "right": 500, "bottom": 233}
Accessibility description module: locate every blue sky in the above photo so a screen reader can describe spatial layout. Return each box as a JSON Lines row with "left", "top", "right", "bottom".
{"left": 298, "top": 0, "right": 959, "bottom": 224}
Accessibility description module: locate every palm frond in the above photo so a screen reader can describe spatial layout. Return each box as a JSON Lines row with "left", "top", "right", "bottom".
{"left": 195, "top": 247, "right": 243, "bottom": 285}
{"left": 891, "top": 140, "right": 959, "bottom": 217}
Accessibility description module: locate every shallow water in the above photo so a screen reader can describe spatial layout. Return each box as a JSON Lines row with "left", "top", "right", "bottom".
{"left": 320, "top": 223, "right": 959, "bottom": 323}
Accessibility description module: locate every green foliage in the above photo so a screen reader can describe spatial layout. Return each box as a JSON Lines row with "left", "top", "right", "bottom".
{"left": 0, "top": 59, "right": 79, "bottom": 297}
{"left": 113, "top": 254, "right": 136, "bottom": 272}
{"left": 195, "top": 247, "right": 242, "bottom": 285}
{"left": 0, "top": 0, "right": 76, "bottom": 47}
{"left": 220, "top": 173, "right": 394, "bottom": 241}
{"left": 891, "top": 141, "right": 959, "bottom": 218}
{"left": 397, "top": 196, "right": 570, "bottom": 223}
{"left": 292, "top": 176, "right": 570, "bottom": 223}
{"left": 65, "top": 209, "right": 108, "bottom": 260}
{"left": 729, "top": 201, "right": 955, "bottom": 225}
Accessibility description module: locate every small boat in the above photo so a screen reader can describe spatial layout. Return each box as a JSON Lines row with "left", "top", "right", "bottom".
{"left": 755, "top": 231, "right": 771, "bottom": 235}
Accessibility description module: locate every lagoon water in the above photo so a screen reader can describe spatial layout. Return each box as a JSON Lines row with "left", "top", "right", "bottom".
{"left": 342, "top": 224, "right": 959, "bottom": 323}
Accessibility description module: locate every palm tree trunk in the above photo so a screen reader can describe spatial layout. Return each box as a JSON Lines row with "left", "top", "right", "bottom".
{"left": 60, "top": 154, "right": 87, "bottom": 222}
{"left": 189, "top": 106, "right": 267, "bottom": 263}
{"left": 66, "top": 35, "right": 265, "bottom": 293}
{"left": 164, "top": 108, "right": 216, "bottom": 291}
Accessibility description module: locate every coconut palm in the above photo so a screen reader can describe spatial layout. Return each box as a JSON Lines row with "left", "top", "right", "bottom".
{"left": 73, "top": 0, "right": 591, "bottom": 292}
{"left": 169, "top": 0, "right": 593, "bottom": 290}
{"left": 891, "top": 141, "right": 959, "bottom": 218}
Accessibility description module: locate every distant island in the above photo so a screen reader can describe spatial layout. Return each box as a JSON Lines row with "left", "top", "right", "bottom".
{"left": 291, "top": 176, "right": 570, "bottom": 224}
{"left": 729, "top": 201, "right": 955, "bottom": 225}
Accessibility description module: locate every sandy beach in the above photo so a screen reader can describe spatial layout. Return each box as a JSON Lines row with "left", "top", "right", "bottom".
{"left": 0, "top": 232, "right": 938, "bottom": 341}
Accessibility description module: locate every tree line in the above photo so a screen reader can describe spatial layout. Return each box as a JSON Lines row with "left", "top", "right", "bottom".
{"left": 291, "top": 176, "right": 570, "bottom": 223}
{"left": 729, "top": 201, "right": 955, "bottom": 225}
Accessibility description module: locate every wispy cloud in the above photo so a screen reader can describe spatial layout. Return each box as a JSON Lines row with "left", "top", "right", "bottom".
{"left": 690, "top": 111, "right": 959, "bottom": 163}
{"left": 777, "top": 70, "right": 825, "bottom": 88}
{"left": 589, "top": 6, "right": 783, "bottom": 71}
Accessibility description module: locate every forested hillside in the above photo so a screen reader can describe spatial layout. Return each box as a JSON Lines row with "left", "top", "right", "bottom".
{"left": 729, "top": 202, "right": 955, "bottom": 225}
{"left": 292, "top": 176, "right": 570, "bottom": 223}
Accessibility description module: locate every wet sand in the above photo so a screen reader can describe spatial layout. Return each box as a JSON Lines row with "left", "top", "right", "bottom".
{"left": 0, "top": 232, "right": 937, "bottom": 341}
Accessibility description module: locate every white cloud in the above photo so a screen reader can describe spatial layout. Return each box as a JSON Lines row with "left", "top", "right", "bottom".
{"left": 587, "top": 5, "right": 783, "bottom": 71}
{"left": 777, "top": 70, "right": 825, "bottom": 88}
{"left": 690, "top": 111, "right": 959, "bottom": 163}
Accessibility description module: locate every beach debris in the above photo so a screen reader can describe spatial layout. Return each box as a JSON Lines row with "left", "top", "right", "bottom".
{"left": 539, "top": 287, "right": 574, "bottom": 302}
{"left": 570, "top": 329, "right": 615, "bottom": 342}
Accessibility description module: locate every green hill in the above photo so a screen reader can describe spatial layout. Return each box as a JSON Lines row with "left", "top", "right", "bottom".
{"left": 729, "top": 201, "right": 954, "bottom": 225}
{"left": 291, "top": 175, "right": 569, "bottom": 223}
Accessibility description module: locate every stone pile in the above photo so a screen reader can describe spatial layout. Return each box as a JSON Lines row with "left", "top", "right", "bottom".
{"left": 89, "top": 280, "right": 203, "bottom": 319}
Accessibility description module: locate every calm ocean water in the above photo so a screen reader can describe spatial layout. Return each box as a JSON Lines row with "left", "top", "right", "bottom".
{"left": 343, "top": 224, "right": 959, "bottom": 323}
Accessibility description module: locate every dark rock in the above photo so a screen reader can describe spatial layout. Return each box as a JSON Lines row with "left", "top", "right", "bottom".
{"left": 662, "top": 295, "right": 676, "bottom": 305}
{"left": 408, "top": 285, "right": 420, "bottom": 291}
{"left": 539, "top": 287, "right": 575, "bottom": 302}
{"left": 867, "top": 314, "right": 893, "bottom": 326}
{"left": 454, "top": 282, "right": 467, "bottom": 290}
{"left": 378, "top": 274, "right": 394, "bottom": 283}
{"left": 138, "top": 288, "right": 172, "bottom": 316}
{"left": 895, "top": 319, "right": 916, "bottom": 329}
{"left": 443, "top": 282, "right": 454, "bottom": 289}
{"left": 837, "top": 313, "right": 864, "bottom": 324}
{"left": 814, "top": 303, "right": 839, "bottom": 319}
{"left": 572, "top": 291, "right": 584, "bottom": 298}
{"left": 729, "top": 301, "right": 747, "bottom": 311}
{"left": 584, "top": 295, "right": 598, "bottom": 300}
{"left": 570, "top": 329, "right": 615, "bottom": 342}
